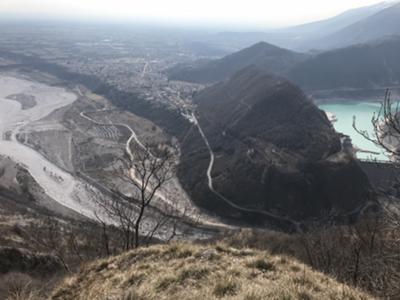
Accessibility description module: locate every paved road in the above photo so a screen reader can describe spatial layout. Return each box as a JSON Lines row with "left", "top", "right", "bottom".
{"left": 80, "top": 103, "right": 228, "bottom": 229}
{"left": 190, "top": 112, "right": 302, "bottom": 232}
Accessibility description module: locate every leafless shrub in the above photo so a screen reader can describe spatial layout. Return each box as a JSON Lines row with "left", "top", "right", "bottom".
{"left": 21, "top": 217, "right": 124, "bottom": 272}
{"left": 0, "top": 272, "right": 41, "bottom": 300}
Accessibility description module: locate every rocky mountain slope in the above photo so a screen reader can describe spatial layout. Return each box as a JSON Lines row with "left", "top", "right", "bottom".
{"left": 168, "top": 42, "right": 307, "bottom": 84}
{"left": 51, "top": 242, "right": 372, "bottom": 300}
{"left": 178, "top": 67, "right": 374, "bottom": 228}
{"left": 289, "top": 36, "right": 400, "bottom": 90}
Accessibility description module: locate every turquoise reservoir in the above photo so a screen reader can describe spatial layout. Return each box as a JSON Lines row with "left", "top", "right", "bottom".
{"left": 318, "top": 102, "right": 387, "bottom": 161}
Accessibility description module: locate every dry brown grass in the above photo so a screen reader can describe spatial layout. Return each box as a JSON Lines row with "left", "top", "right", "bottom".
{"left": 51, "top": 242, "right": 373, "bottom": 300}
{"left": 222, "top": 220, "right": 400, "bottom": 298}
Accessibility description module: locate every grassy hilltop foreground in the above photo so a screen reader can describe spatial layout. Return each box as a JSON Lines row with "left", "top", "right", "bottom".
{"left": 52, "top": 242, "right": 371, "bottom": 300}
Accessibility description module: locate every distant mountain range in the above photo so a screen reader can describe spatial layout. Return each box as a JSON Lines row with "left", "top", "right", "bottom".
{"left": 177, "top": 67, "right": 373, "bottom": 225}
{"left": 310, "top": 2, "right": 400, "bottom": 50}
{"left": 284, "top": 2, "right": 394, "bottom": 39}
{"left": 207, "top": 1, "right": 399, "bottom": 52}
{"left": 168, "top": 42, "right": 307, "bottom": 84}
{"left": 289, "top": 36, "right": 400, "bottom": 90}
{"left": 169, "top": 35, "right": 400, "bottom": 93}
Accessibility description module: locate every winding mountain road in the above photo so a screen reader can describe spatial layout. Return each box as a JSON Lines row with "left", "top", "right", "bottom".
{"left": 80, "top": 105, "right": 227, "bottom": 228}
{"left": 80, "top": 109, "right": 146, "bottom": 161}
{"left": 190, "top": 112, "right": 302, "bottom": 232}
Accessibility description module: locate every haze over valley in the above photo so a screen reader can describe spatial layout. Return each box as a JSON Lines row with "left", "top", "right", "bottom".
{"left": 1, "top": 1, "right": 400, "bottom": 299}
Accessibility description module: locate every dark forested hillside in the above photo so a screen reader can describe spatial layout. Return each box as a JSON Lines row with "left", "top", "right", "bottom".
{"left": 177, "top": 67, "right": 374, "bottom": 227}
{"left": 289, "top": 36, "right": 400, "bottom": 90}
{"left": 168, "top": 42, "right": 307, "bottom": 84}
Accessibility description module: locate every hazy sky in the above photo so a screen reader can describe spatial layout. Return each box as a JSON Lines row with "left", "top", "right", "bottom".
{"left": 0, "top": 0, "right": 391, "bottom": 28}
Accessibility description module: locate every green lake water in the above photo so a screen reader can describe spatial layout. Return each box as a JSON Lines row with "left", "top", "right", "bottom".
{"left": 318, "top": 102, "right": 388, "bottom": 161}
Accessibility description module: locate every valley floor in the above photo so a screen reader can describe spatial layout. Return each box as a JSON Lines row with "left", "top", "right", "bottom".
{"left": 0, "top": 70, "right": 226, "bottom": 242}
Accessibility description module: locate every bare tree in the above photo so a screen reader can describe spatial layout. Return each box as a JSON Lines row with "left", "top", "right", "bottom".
{"left": 349, "top": 90, "right": 400, "bottom": 296}
{"left": 353, "top": 90, "right": 400, "bottom": 161}
{"left": 94, "top": 142, "right": 190, "bottom": 249}
{"left": 353, "top": 90, "right": 400, "bottom": 198}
